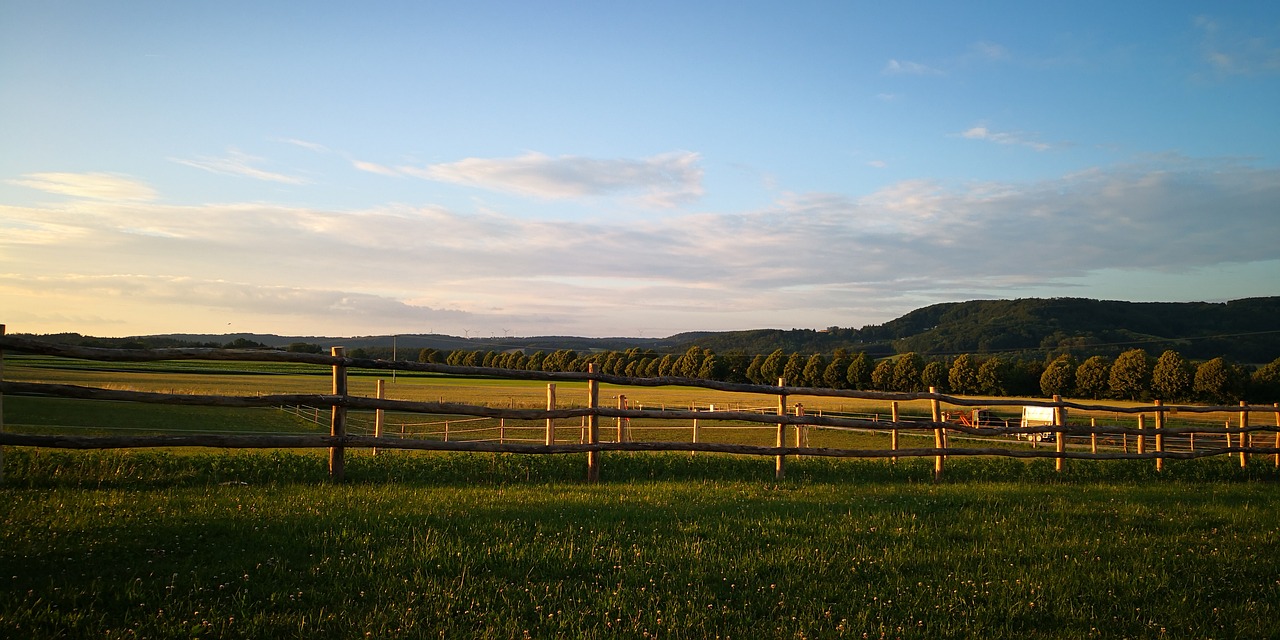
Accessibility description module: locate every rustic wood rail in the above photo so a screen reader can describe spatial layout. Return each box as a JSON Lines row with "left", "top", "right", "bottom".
{"left": 1, "top": 331, "right": 1278, "bottom": 482}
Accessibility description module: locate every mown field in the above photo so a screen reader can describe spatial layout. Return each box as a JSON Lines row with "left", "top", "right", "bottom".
{"left": 3, "top": 355, "right": 1279, "bottom": 638}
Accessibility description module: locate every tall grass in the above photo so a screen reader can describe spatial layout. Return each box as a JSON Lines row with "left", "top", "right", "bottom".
{"left": 3, "top": 450, "right": 1278, "bottom": 639}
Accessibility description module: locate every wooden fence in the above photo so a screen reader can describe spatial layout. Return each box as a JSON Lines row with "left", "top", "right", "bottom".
{"left": 2, "top": 328, "right": 1279, "bottom": 482}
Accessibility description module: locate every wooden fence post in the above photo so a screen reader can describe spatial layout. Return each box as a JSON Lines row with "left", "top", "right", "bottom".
{"left": 775, "top": 378, "right": 787, "bottom": 480}
{"left": 0, "top": 324, "right": 5, "bottom": 484}
{"left": 1239, "top": 401, "right": 1249, "bottom": 468}
{"left": 616, "top": 395, "right": 626, "bottom": 443}
{"left": 330, "top": 347, "right": 347, "bottom": 482}
{"left": 1137, "top": 414, "right": 1146, "bottom": 455}
{"left": 1053, "top": 395, "right": 1065, "bottom": 472}
{"left": 1154, "top": 399, "right": 1164, "bottom": 472}
{"left": 545, "top": 384, "right": 556, "bottom": 446}
{"left": 691, "top": 416, "right": 700, "bottom": 455}
{"left": 1274, "top": 403, "right": 1279, "bottom": 469}
{"left": 1090, "top": 417, "right": 1097, "bottom": 454}
{"left": 373, "top": 379, "right": 385, "bottom": 457}
{"left": 795, "top": 403, "right": 806, "bottom": 449}
{"left": 890, "top": 401, "right": 899, "bottom": 463}
{"left": 929, "top": 387, "right": 943, "bottom": 480}
{"left": 587, "top": 364, "right": 600, "bottom": 483}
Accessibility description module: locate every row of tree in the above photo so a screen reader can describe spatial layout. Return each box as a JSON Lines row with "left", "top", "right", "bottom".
{"left": 413, "top": 346, "right": 1280, "bottom": 404}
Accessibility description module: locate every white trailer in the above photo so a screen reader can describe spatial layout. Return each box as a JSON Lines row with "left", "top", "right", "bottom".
{"left": 1020, "top": 406, "right": 1056, "bottom": 442}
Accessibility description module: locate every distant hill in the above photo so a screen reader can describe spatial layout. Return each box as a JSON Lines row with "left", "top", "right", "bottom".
{"left": 18, "top": 296, "right": 1280, "bottom": 363}
{"left": 147, "top": 332, "right": 678, "bottom": 354}
{"left": 672, "top": 297, "right": 1280, "bottom": 362}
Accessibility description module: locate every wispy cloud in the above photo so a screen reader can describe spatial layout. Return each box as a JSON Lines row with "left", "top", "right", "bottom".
{"left": 275, "top": 138, "right": 331, "bottom": 153}
{"left": 1194, "top": 15, "right": 1280, "bottom": 76}
{"left": 882, "top": 59, "right": 942, "bottom": 75}
{"left": 171, "top": 148, "right": 308, "bottom": 184}
{"left": 398, "top": 151, "right": 705, "bottom": 207}
{"left": 958, "top": 125, "right": 1052, "bottom": 151}
{"left": 5, "top": 156, "right": 1277, "bottom": 336}
{"left": 352, "top": 160, "right": 403, "bottom": 177}
{"left": 8, "top": 172, "right": 158, "bottom": 201}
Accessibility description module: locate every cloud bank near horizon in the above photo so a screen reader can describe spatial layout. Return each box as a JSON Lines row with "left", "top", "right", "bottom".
{"left": 4, "top": 155, "right": 1277, "bottom": 337}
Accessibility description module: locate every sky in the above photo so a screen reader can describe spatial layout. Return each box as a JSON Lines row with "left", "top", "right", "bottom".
{"left": 2, "top": 1, "right": 1279, "bottom": 339}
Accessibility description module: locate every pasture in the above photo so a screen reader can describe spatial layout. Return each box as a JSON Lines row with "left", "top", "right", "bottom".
{"left": 3, "top": 353, "right": 1280, "bottom": 638}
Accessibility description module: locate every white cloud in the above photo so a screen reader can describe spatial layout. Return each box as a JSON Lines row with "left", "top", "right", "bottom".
{"left": 866, "top": 160, "right": 887, "bottom": 168}
{"left": 3, "top": 157, "right": 1277, "bottom": 336}
{"left": 276, "top": 138, "right": 330, "bottom": 153}
{"left": 8, "top": 172, "right": 157, "bottom": 201}
{"left": 352, "top": 159, "right": 403, "bottom": 177}
{"left": 882, "top": 59, "right": 942, "bottom": 75}
{"left": 959, "top": 125, "right": 1052, "bottom": 151}
{"left": 171, "top": 148, "right": 308, "bottom": 184}
{"left": 398, "top": 151, "right": 705, "bottom": 207}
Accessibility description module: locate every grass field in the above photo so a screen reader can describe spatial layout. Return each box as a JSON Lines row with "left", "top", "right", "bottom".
{"left": 4, "top": 355, "right": 1280, "bottom": 638}
{"left": 2, "top": 451, "right": 1279, "bottom": 639}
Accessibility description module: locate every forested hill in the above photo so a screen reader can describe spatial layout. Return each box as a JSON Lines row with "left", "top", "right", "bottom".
{"left": 672, "top": 297, "right": 1280, "bottom": 363}
{"left": 17, "top": 296, "right": 1280, "bottom": 363}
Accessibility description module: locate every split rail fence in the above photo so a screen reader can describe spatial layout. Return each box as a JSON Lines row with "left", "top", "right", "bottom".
{"left": 2, "top": 328, "right": 1279, "bottom": 482}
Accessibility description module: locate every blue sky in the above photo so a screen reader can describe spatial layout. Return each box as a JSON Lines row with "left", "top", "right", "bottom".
{"left": 2, "top": 1, "right": 1278, "bottom": 338}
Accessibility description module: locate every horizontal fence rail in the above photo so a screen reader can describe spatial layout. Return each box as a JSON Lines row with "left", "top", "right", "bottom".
{"left": 2, "top": 331, "right": 1279, "bottom": 482}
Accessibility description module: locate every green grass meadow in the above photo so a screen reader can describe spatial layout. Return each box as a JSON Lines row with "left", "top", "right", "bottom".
{"left": 3, "top": 451, "right": 1280, "bottom": 639}
{"left": 3, "top": 356, "right": 1280, "bottom": 638}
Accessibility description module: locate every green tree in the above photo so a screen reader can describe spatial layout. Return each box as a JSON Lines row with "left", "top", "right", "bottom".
{"left": 977, "top": 358, "right": 1008, "bottom": 396}
{"left": 746, "top": 354, "right": 766, "bottom": 384}
{"left": 1109, "top": 349, "right": 1151, "bottom": 401}
{"left": 1039, "top": 354, "right": 1076, "bottom": 397}
{"left": 417, "top": 347, "right": 439, "bottom": 363}
{"left": 1075, "top": 356, "right": 1111, "bottom": 400}
{"left": 224, "top": 337, "right": 267, "bottom": 349}
{"left": 846, "top": 352, "right": 872, "bottom": 390}
{"left": 525, "top": 351, "right": 545, "bottom": 371}
{"left": 1194, "top": 357, "right": 1244, "bottom": 404}
{"left": 674, "top": 346, "right": 705, "bottom": 378}
{"left": 286, "top": 342, "right": 322, "bottom": 354}
{"left": 698, "top": 353, "right": 726, "bottom": 380}
{"left": 1008, "top": 359, "right": 1046, "bottom": 397}
{"left": 760, "top": 349, "right": 786, "bottom": 384}
{"left": 892, "top": 352, "right": 924, "bottom": 392}
{"left": 782, "top": 352, "right": 806, "bottom": 386}
{"left": 657, "top": 354, "right": 675, "bottom": 377}
{"left": 1251, "top": 357, "right": 1280, "bottom": 402}
{"left": 1151, "top": 350, "right": 1191, "bottom": 401}
{"left": 824, "top": 349, "right": 851, "bottom": 389}
{"left": 721, "top": 351, "right": 751, "bottom": 384}
{"left": 871, "top": 359, "right": 895, "bottom": 391}
{"left": 921, "top": 361, "right": 948, "bottom": 392}
{"left": 802, "top": 354, "right": 826, "bottom": 388}
{"left": 948, "top": 354, "right": 979, "bottom": 395}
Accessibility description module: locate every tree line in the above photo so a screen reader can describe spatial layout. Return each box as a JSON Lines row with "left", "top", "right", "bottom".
{"left": 409, "top": 346, "right": 1280, "bottom": 405}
